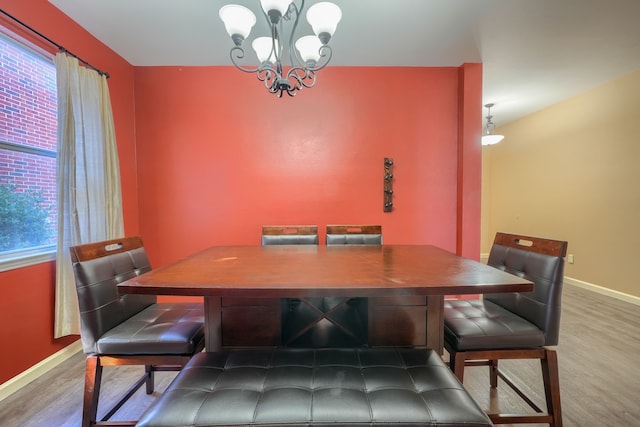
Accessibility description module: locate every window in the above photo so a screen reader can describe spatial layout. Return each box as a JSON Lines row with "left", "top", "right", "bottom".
{"left": 0, "top": 31, "right": 57, "bottom": 270}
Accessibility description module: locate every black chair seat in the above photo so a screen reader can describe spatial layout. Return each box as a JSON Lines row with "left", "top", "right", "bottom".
{"left": 136, "top": 348, "right": 493, "bottom": 427}
{"left": 444, "top": 299, "right": 545, "bottom": 351}
{"left": 95, "top": 302, "right": 204, "bottom": 355}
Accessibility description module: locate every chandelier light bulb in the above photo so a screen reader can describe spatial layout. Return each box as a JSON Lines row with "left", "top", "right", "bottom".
{"left": 219, "top": 5, "right": 256, "bottom": 45}
{"left": 260, "top": 0, "right": 293, "bottom": 22}
{"left": 481, "top": 134, "right": 505, "bottom": 145}
{"left": 306, "top": 2, "right": 342, "bottom": 43}
{"left": 252, "top": 37, "right": 279, "bottom": 64}
{"left": 295, "top": 35, "right": 322, "bottom": 63}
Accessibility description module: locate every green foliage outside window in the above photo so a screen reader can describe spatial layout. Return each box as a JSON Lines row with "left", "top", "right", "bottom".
{"left": 0, "top": 182, "right": 54, "bottom": 252}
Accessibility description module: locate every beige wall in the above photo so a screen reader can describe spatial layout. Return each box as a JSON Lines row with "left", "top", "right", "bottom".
{"left": 482, "top": 70, "right": 640, "bottom": 298}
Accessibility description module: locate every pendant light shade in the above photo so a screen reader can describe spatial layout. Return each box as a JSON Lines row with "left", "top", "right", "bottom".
{"left": 219, "top": 5, "right": 256, "bottom": 43}
{"left": 481, "top": 103, "right": 505, "bottom": 146}
{"left": 306, "top": 2, "right": 342, "bottom": 43}
{"left": 295, "top": 35, "right": 323, "bottom": 63}
{"left": 481, "top": 134, "right": 505, "bottom": 145}
{"left": 260, "top": 0, "right": 293, "bottom": 18}
{"left": 252, "top": 37, "right": 279, "bottom": 64}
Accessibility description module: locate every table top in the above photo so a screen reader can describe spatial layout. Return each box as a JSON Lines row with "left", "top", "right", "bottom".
{"left": 118, "top": 245, "right": 532, "bottom": 298}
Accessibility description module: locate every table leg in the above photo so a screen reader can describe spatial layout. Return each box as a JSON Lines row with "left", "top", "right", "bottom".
{"left": 426, "top": 295, "right": 444, "bottom": 354}
{"left": 204, "top": 296, "right": 222, "bottom": 351}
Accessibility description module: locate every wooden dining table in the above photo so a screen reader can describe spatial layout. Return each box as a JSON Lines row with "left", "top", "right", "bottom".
{"left": 118, "top": 244, "right": 533, "bottom": 353}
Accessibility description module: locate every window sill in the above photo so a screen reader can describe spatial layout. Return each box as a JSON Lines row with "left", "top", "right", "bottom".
{"left": 0, "top": 245, "right": 56, "bottom": 272}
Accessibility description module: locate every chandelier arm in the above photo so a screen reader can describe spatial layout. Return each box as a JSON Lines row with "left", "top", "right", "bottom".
{"left": 307, "top": 45, "right": 333, "bottom": 71}
{"left": 257, "top": 68, "right": 278, "bottom": 90}
{"left": 287, "top": 0, "right": 304, "bottom": 67}
{"left": 271, "top": 23, "right": 283, "bottom": 69}
{"left": 229, "top": 46, "right": 262, "bottom": 73}
{"left": 288, "top": 71, "right": 305, "bottom": 91}
{"left": 287, "top": 67, "right": 317, "bottom": 89}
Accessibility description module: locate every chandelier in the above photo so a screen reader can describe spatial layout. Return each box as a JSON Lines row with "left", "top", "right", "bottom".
{"left": 481, "top": 103, "right": 505, "bottom": 146}
{"left": 219, "top": 1, "right": 342, "bottom": 97}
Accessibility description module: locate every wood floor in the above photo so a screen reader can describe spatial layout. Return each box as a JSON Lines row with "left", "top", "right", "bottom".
{"left": 0, "top": 283, "right": 638, "bottom": 427}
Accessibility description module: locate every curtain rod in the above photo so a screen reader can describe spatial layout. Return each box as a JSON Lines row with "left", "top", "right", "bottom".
{"left": 0, "top": 8, "right": 110, "bottom": 78}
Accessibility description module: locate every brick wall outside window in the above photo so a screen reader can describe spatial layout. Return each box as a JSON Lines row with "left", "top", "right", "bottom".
{"left": 0, "top": 34, "right": 57, "bottom": 249}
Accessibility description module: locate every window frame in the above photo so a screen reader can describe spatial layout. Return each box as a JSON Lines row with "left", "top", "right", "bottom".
{"left": 0, "top": 28, "right": 57, "bottom": 272}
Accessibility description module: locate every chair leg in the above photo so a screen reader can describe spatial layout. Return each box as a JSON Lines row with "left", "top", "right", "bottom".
{"left": 453, "top": 352, "right": 466, "bottom": 382}
{"left": 489, "top": 359, "right": 499, "bottom": 388}
{"left": 83, "top": 355, "right": 103, "bottom": 427}
{"left": 541, "top": 348, "right": 563, "bottom": 427}
{"left": 145, "top": 365, "right": 155, "bottom": 394}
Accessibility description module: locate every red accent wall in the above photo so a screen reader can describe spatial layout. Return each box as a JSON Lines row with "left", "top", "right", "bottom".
{"left": 0, "top": 0, "right": 138, "bottom": 384}
{"left": 133, "top": 66, "right": 481, "bottom": 266}
{"left": 457, "top": 63, "right": 483, "bottom": 259}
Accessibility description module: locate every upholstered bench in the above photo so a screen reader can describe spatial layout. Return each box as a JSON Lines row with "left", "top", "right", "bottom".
{"left": 136, "top": 348, "right": 492, "bottom": 427}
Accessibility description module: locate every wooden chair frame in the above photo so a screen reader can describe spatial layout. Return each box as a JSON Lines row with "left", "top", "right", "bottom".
{"left": 325, "top": 224, "right": 382, "bottom": 236}
{"left": 261, "top": 225, "right": 318, "bottom": 237}
{"left": 446, "top": 232, "right": 568, "bottom": 427}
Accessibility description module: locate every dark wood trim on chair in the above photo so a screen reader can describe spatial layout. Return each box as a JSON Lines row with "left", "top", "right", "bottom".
{"left": 493, "top": 232, "right": 568, "bottom": 257}
{"left": 261, "top": 225, "right": 318, "bottom": 236}
{"left": 83, "top": 355, "right": 195, "bottom": 427}
{"left": 326, "top": 224, "right": 382, "bottom": 235}
{"left": 451, "top": 348, "right": 562, "bottom": 425}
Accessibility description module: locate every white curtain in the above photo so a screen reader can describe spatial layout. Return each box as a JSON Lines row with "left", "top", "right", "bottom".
{"left": 54, "top": 53, "right": 124, "bottom": 338}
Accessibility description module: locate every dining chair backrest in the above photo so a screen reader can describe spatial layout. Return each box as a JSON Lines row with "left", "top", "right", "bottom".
{"left": 485, "top": 232, "right": 568, "bottom": 346}
{"left": 70, "top": 236, "right": 157, "bottom": 354}
{"left": 261, "top": 225, "right": 319, "bottom": 245}
{"left": 326, "top": 224, "right": 382, "bottom": 245}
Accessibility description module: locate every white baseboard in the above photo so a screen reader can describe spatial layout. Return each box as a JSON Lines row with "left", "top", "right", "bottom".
{"left": 564, "top": 276, "right": 640, "bottom": 306}
{"left": 0, "top": 339, "right": 82, "bottom": 403}
{"left": 480, "top": 253, "right": 639, "bottom": 306}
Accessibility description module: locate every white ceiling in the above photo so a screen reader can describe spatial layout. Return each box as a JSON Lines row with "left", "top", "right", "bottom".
{"left": 48, "top": 0, "right": 640, "bottom": 127}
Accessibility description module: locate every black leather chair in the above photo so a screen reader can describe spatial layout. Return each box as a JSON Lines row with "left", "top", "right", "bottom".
{"left": 444, "top": 232, "right": 568, "bottom": 426}
{"left": 70, "top": 236, "right": 205, "bottom": 427}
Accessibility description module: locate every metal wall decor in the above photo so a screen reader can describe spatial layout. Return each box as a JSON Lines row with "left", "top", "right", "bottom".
{"left": 384, "top": 158, "right": 394, "bottom": 212}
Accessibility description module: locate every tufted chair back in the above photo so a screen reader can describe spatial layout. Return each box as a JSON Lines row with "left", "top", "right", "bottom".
{"left": 326, "top": 224, "right": 382, "bottom": 245}
{"left": 70, "top": 236, "right": 156, "bottom": 354}
{"left": 484, "top": 232, "right": 568, "bottom": 345}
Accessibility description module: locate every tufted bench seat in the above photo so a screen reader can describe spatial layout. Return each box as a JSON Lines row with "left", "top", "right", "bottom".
{"left": 136, "top": 348, "right": 493, "bottom": 427}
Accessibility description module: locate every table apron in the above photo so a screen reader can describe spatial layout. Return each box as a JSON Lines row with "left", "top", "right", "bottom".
{"left": 203, "top": 295, "right": 444, "bottom": 353}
